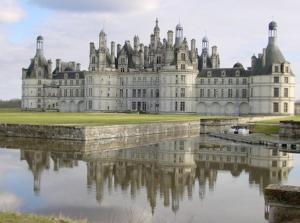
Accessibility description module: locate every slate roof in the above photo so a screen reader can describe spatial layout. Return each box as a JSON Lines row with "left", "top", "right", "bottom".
{"left": 198, "top": 67, "right": 250, "bottom": 78}
{"left": 52, "top": 71, "right": 85, "bottom": 79}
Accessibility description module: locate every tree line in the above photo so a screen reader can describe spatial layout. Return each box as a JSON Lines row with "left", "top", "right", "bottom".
{"left": 0, "top": 99, "right": 21, "bottom": 108}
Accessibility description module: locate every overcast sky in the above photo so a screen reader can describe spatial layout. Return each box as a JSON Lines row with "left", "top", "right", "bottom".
{"left": 0, "top": 0, "right": 299, "bottom": 100}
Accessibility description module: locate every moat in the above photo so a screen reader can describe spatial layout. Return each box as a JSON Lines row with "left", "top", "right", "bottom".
{"left": 0, "top": 135, "right": 299, "bottom": 223}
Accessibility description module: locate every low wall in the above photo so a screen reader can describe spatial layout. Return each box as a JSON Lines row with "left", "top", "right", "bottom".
{"left": 279, "top": 121, "right": 300, "bottom": 138}
{"left": 199, "top": 118, "right": 238, "bottom": 134}
{"left": 264, "top": 184, "right": 300, "bottom": 223}
{"left": 0, "top": 121, "right": 200, "bottom": 141}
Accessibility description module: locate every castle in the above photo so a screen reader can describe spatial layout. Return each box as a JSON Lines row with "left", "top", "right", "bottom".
{"left": 22, "top": 20, "right": 295, "bottom": 115}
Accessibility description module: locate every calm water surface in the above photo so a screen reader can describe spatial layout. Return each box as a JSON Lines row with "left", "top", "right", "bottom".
{"left": 0, "top": 135, "right": 299, "bottom": 223}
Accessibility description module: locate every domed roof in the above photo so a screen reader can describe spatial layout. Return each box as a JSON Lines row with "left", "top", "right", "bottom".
{"left": 202, "top": 36, "right": 209, "bottom": 42}
{"left": 233, "top": 62, "right": 244, "bottom": 68}
{"left": 37, "top": 35, "right": 43, "bottom": 41}
{"left": 269, "top": 21, "right": 278, "bottom": 30}
{"left": 176, "top": 23, "right": 183, "bottom": 30}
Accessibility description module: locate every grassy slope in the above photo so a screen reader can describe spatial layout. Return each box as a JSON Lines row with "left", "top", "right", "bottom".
{"left": 0, "top": 212, "right": 86, "bottom": 223}
{"left": 0, "top": 109, "right": 221, "bottom": 126}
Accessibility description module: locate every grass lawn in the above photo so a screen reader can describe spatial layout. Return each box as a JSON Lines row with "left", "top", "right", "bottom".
{"left": 0, "top": 109, "right": 222, "bottom": 126}
{"left": 0, "top": 212, "right": 86, "bottom": 223}
{"left": 251, "top": 115, "right": 300, "bottom": 134}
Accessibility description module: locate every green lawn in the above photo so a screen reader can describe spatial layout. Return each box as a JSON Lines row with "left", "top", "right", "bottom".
{"left": 251, "top": 115, "right": 300, "bottom": 134}
{"left": 0, "top": 109, "right": 222, "bottom": 126}
{"left": 0, "top": 212, "right": 86, "bottom": 223}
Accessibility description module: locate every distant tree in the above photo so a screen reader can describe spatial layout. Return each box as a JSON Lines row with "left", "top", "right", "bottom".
{"left": 0, "top": 99, "right": 21, "bottom": 108}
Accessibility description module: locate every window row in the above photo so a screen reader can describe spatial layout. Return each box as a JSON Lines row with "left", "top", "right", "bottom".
{"left": 199, "top": 89, "right": 247, "bottom": 98}
{"left": 199, "top": 78, "right": 247, "bottom": 85}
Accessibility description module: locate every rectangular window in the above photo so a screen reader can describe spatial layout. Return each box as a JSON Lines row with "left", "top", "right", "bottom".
{"left": 180, "top": 64, "right": 185, "bottom": 70}
{"left": 274, "top": 88, "right": 279, "bottom": 97}
{"left": 274, "top": 76, "right": 279, "bottom": 83}
{"left": 214, "top": 79, "right": 218, "bottom": 84}
{"left": 175, "top": 101, "right": 178, "bottom": 111}
{"left": 180, "top": 88, "right": 185, "bottom": 97}
{"left": 228, "top": 89, "right": 233, "bottom": 98}
{"left": 142, "top": 89, "right": 146, "bottom": 98}
{"left": 181, "top": 75, "right": 186, "bottom": 84}
{"left": 242, "top": 89, "right": 247, "bottom": 98}
{"left": 120, "top": 89, "right": 123, "bottom": 98}
{"left": 200, "top": 79, "right": 204, "bottom": 84}
{"left": 132, "top": 102, "right": 136, "bottom": 110}
{"left": 274, "top": 66, "right": 279, "bottom": 73}
{"left": 284, "top": 102, "right": 288, "bottom": 113}
{"left": 137, "top": 89, "right": 141, "bottom": 98}
{"left": 180, "top": 102, "right": 185, "bottom": 112}
{"left": 207, "top": 89, "right": 211, "bottom": 97}
{"left": 242, "top": 78, "right": 247, "bottom": 85}
{"left": 132, "top": 89, "right": 136, "bottom": 98}
{"left": 150, "top": 89, "right": 153, "bottom": 98}
{"left": 88, "top": 100, "right": 93, "bottom": 110}
{"left": 155, "top": 89, "right": 159, "bottom": 98}
{"left": 89, "top": 88, "right": 92, "bottom": 97}
{"left": 221, "top": 89, "right": 224, "bottom": 98}
{"left": 284, "top": 88, "right": 288, "bottom": 97}
{"left": 142, "top": 102, "right": 147, "bottom": 111}
{"left": 229, "top": 79, "right": 233, "bottom": 85}
{"left": 214, "top": 89, "right": 218, "bottom": 98}
{"left": 126, "top": 89, "right": 128, "bottom": 98}
{"left": 284, "top": 77, "right": 289, "bottom": 83}
{"left": 273, "top": 102, "right": 279, "bottom": 113}
{"left": 70, "top": 89, "right": 73, "bottom": 97}
{"left": 200, "top": 89, "right": 204, "bottom": 97}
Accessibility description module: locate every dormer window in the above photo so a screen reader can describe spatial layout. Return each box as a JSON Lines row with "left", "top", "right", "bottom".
{"left": 76, "top": 73, "right": 79, "bottom": 79}
{"left": 121, "top": 58, "right": 126, "bottom": 64}
{"left": 181, "top": 53, "right": 186, "bottom": 61}
{"left": 285, "top": 66, "right": 289, "bottom": 73}
{"left": 274, "top": 65, "right": 279, "bottom": 73}
{"left": 64, "top": 73, "right": 68, "bottom": 79}
{"left": 235, "top": 70, "right": 240, "bottom": 76}
{"left": 207, "top": 71, "right": 212, "bottom": 77}
{"left": 221, "top": 70, "right": 226, "bottom": 77}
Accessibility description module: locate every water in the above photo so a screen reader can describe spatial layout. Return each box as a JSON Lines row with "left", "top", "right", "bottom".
{"left": 0, "top": 135, "right": 299, "bottom": 223}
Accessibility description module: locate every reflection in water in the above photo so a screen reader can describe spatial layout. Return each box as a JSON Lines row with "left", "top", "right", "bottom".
{"left": 13, "top": 136, "right": 293, "bottom": 215}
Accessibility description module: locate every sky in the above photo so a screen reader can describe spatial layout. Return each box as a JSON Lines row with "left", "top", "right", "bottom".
{"left": 0, "top": 0, "right": 299, "bottom": 100}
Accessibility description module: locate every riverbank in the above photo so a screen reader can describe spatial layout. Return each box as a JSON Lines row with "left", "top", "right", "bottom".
{"left": 0, "top": 212, "right": 86, "bottom": 223}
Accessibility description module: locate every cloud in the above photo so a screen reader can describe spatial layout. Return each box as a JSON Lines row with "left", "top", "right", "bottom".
{"left": 29, "top": 0, "right": 159, "bottom": 14}
{"left": 0, "top": 0, "right": 25, "bottom": 24}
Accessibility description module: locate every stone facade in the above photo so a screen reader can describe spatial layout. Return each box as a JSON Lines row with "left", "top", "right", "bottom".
{"left": 22, "top": 20, "right": 295, "bottom": 115}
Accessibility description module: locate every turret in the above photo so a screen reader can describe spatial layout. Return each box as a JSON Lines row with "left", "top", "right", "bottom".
{"left": 76, "top": 63, "right": 81, "bottom": 71}
{"left": 111, "top": 41, "right": 115, "bottom": 65}
{"left": 36, "top": 36, "right": 44, "bottom": 56}
{"left": 56, "top": 59, "right": 62, "bottom": 72}
{"left": 191, "top": 39, "right": 196, "bottom": 52}
{"left": 175, "top": 23, "right": 183, "bottom": 47}
{"left": 99, "top": 30, "right": 107, "bottom": 49}
{"left": 134, "top": 35, "right": 139, "bottom": 52}
{"left": 139, "top": 44, "right": 144, "bottom": 69}
{"left": 154, "top": 18, "right": 160, "bottom": 49}
{"left": 201, "top": 37, "right": 209, "bottom": 69}
{"left": 167, "top": 30, "right": 174, "bottom": 47}
{"left": 47, "top": 60, "right": 52, "bottom": 78}
{"left": 117, "top": 44, "right": 121, "bottom": 57}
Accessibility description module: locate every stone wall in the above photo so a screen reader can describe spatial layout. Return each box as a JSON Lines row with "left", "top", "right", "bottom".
{"left": 0, "top": 121, "right": 200, "bottom": 141}
{"left": 279, "top": 121, "right": 300, "bottom": 138}
{"left": 199, "top": 118, "right": 238, "bottom": 134}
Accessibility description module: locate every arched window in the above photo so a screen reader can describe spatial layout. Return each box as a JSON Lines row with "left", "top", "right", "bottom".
{"left": 181, "top": 53, "right": 186, "bottom": 61}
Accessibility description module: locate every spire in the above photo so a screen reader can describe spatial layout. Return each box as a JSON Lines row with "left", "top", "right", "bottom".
{"left": 154, "top": 17, "right": 160, "bottom": 34}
